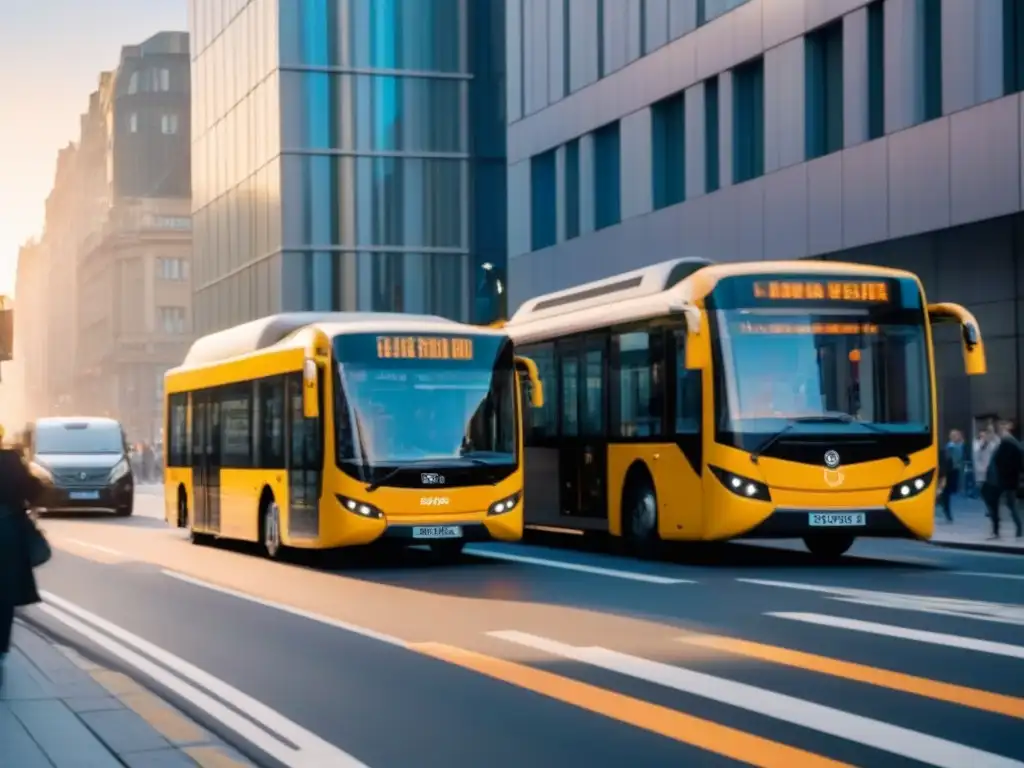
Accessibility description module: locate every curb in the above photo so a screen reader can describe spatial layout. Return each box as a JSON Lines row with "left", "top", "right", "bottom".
{"left": 931, "top": 540, "right": 1024, "bottom": 555}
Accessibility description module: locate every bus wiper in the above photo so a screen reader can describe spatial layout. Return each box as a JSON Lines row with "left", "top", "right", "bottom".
{"left": 750, "top": 415, "right": 909, "bottom": 466}
{"left": 365, "top": 456, "right": 493, "bottom": 492}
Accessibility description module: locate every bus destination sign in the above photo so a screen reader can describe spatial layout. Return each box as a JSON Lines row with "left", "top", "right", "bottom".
{"left": 376, "top": 335, "right": 474, "bottom": 360}
{"left": 753, "top": 280, "right": 891, "bottom": 303}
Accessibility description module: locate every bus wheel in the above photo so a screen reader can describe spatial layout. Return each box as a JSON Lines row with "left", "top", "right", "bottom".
{"left": 803, "top": 534, "right": 855, "bottom": 559}
{"left": 624, "top": 472, "right": 659, "bottom": 557}
{"left": 261, "top": 499, "right": 283, "bottom": 560}
{"left": 429, "top": 541, "right": 466, "bottom": 562}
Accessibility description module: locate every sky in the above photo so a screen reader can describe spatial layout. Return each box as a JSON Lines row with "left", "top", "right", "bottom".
{"left": 0, "top": 0, "right": 188, "bottom": 296}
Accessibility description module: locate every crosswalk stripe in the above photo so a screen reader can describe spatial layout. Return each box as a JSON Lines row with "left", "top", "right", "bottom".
{"left": 489, "top": 630, "right": 1024, "bottom": 768}
{"left": 677, "top": 633, "right": 1024, "bottom": 719}
{"left": 411, "top": 642, "right": 845, "bottom": 768}
{"left": 770, "top": 613, "right": 1024, "bottom": 659}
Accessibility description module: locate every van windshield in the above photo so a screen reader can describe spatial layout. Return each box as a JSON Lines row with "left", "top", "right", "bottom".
{"left": 35, "top": 424, "right": 124, "bottom": 454}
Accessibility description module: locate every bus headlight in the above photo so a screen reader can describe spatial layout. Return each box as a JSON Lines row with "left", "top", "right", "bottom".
{"left": 710, "top": 466, "right": 771, "bottom": 502}
{"left": 488, "top": 491, "right": 522, "bottom": 516}
{"left": 336, "top": 495, "right": 384, "bottom": 520}
{"left": 888, "top": 470, "right": 935, "bottom": 501}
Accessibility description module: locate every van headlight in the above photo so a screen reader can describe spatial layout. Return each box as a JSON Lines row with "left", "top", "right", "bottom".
{"left": 710, "top": 465, "right": 771, "bottom": 501}
{"left": 337, "top": 494, "right": 384, "bottom": 520}
{"left": 488, "top": 491, "right": 522, "bottom": 516}
{"left": 108, "top": 459, "right": 130, "bottom": 483}
{"left": 889, "top": 469, "right": 935, "bottom": 501}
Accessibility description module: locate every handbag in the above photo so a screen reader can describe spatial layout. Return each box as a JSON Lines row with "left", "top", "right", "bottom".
{"left": 26, "top": 516, "right": 52, "bottom": 568}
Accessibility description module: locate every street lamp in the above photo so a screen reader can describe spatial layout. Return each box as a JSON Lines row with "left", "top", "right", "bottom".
{"left": 478, "top": 262, "right": 507, "bottom": 325}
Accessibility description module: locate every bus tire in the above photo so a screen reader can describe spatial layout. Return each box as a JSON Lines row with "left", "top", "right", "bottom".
{"left": 622, "top": 466, "right": 659, "bottom": 557}
{"left": 260, "top": 496, "right": 284, "bottom": 560}
{"left": 429, "top": 541, "right": 466, "bottom": 561}
{"left": 803, "top": 534, "right": 855, "bottom": 559}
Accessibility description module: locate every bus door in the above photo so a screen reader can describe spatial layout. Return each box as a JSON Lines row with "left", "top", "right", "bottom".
{"left": 557, "top": 337, "right": 608, "bottom": 521}
{"left": 191, "top": 391, "right": 222, "bottom": 534}
{"left": 286, "top": 372, "right": 321, "bottom": 539}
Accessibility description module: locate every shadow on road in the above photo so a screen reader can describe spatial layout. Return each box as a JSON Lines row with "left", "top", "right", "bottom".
{"left": 38, "top": 511, "right": 169, "bottom": 530}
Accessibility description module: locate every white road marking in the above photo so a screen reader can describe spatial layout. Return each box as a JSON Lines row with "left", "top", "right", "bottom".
{"left": 39, "top": 592, "right": 367, "bottom": 767}
{"left": 958, "top": 572, "right": 1024, "bottom": 581}
{"left": 738, "top": 578, "right": 1024, "bottom": 625}
{"left": 161, "top": 571, "right": 407, "bottom": 646}
{"left": 464, "top": 549, "right": 694, "bottom": 584}
{"left": 769, "top": 612, "right": 1024, "bottom": 659}
{"left": 488, "top": 630, "right": 1024, "bottom": 768}
{"left": 61, "top": 539, "right": 125, "bottom": 557}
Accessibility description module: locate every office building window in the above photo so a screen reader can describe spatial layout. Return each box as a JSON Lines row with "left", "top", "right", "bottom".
{"left": 806, "top": 20, "right": 844, "bottom": 159}
{"left": 531, "top": 150, "right": 557, "bottom": 250}
{"left": 921, "top": 0, "right": 942, "bottom": 121}
{"left": 705, "top": 77, "right": 720, "bottom": 193}
{"left": 651, "top": 91, "right": 686, "bottom": 210}
{"left": 128, "top": 112, "right": 138, "bottom": 133}
{"left": 699, "top": 0, "right": 751, "bottom": 26}
{"left": 1004, "top": 0, "right": 1024, "bottom": 93}
{"left": 158, "top": 307, "right": 187, "bottom": 334}
{"left": 159, "top": 68, "right": 170, "bottom": 91}
{"left": 565, "top": 139, "right": 580, "bottom": 239}
{"left": 161, "top": 114, "right": 179, "bottom": 134}
{"left": 563, "top": 0, "right": 572, "bottom": 95}
{"left": 593, "top": 122, "right": 621, "bottom": 230}
{"left": 128, "top": 72, "right": 139, "bottom": 95}
{"left": 597, "top": 0, "right": 606, "bottom": 77}
{"left": 868, "top": 1, "right": 885, "bottom": 139}
{"left": 732, "top": 57, "right": 764, "bottom": 184}
{"left": 158, "top": 257, "right": 188, "bottom": 281}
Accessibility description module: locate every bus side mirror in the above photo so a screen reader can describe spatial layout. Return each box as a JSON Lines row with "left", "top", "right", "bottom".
{"left": 303, "top": 358, "right": 320, "bottom": 419}
{"left": 927, "top": 302, "right": 986, "bottom": 376}
{"left": 514, "top": 355, "right": 545, "bottom": 409}
{"left": 683, "top": 306, "right": 708, "bottom": 370}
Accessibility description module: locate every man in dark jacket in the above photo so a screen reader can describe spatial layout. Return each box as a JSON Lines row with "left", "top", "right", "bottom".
{"left": 982, "top": 420, "right": 1023, "bottom": 539}
{"left": 0, "top": 441, "right": 45, "bottom": 688}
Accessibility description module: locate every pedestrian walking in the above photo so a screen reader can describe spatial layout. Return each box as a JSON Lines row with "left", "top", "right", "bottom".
{"left": 0, "top": 425, "right": 49, "bottom": 690}
{"left": 981, "top": 420, "right": 1023, "bottom": 540}
{"left": 937, "top": 429, "right": 964, "bottom": 522}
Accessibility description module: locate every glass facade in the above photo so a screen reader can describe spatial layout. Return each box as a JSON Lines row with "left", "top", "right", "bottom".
{"left": 190, "top": 0, "right": 497, "bottom": 335}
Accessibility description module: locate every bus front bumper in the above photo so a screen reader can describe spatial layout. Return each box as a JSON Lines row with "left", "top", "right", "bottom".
{"left": 739, "top": 506, "right": 920, "bottom": 539}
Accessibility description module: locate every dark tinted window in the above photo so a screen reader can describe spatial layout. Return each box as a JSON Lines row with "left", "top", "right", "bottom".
{"left": 168, "top": 394, "right": 189, "bottom": 466}
{"left": 221, "top": 385, "right": 252, "bottom": 468}
{"left": 258, "top": 378, "right": 286, "bottom": 468}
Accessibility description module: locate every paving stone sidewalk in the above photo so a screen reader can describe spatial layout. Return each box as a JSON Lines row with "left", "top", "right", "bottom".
{"left": 931, "top": 495, "right": 1024, "bottom": 554}
{"left": 1, "top": 619, "right": 255, "bottom": 767}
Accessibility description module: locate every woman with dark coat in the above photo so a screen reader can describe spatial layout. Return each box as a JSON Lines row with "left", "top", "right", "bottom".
{"left": 0, "top": 434, "right": 45, "bottom": 687}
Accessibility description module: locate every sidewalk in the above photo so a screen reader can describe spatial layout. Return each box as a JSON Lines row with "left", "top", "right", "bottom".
{"left": 1, "top": 619, "right": 254, "bottom": 767}
{"left": 930, "top": 495, "right": 1024, "bottom": 554}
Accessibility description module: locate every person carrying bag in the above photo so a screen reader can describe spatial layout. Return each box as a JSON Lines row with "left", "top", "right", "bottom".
{"left": 0, "top": 426, "right": 48, "bottom": 690}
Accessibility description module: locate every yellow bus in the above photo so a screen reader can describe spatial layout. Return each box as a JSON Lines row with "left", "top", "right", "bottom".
{"left": 503, "top": 259, "right": 985, "bottom": 558}
{"left": 164, "top": 312, "right": 543, "bottom": 560}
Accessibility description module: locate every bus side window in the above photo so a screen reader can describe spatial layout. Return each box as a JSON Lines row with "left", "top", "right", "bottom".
{"left": 674, "top": 330, "right": 701, "bottom": 433}
{"left": 258, "top": 377, "right": 285, "bottom": 468}
{"left": 520, "top": 343, "right": 556, "bottom": 441}
{"left": 168, "top": 393, "right": 188, "bottom": 466}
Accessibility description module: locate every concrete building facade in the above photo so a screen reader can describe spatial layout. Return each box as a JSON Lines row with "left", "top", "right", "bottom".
{"left": 188, "top": 0, "right": 507, "bottom": 335}
{"left": 507, "top": 0, "right": 1024, "bottom": 435}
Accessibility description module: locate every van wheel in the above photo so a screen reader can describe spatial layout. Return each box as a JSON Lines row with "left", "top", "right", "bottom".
{"left": 261, "top": 499, "right": 284, "bottom": 560}
{"left": 804, "top": 534, "right": 855, "bottom": 559}
{"left": 623, "top": 469, "right": 659, "bottom": 558}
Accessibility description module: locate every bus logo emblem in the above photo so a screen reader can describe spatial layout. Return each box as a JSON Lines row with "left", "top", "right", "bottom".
{"left": 421, "top": 473, "right": 445, "bottom": 485}
{"left": 823, "top": 450, "right": 840, "bottom": 469}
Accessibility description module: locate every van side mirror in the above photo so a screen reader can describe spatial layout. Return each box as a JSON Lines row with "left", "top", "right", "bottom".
{"left": 514, "top": 355, "right": 545, "bottom": 408}
{"left": 927, "top": 302, "right": 986, "bottom": 376}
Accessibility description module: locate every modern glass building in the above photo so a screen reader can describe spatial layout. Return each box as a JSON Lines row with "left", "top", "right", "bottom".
{"left": 507, "top": 0, "right": 1024, "bottom": 437}
{"left": 188, "top": 0, "right": 506, "bottom": 334}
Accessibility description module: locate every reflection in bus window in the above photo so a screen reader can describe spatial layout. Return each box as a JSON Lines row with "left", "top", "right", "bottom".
{"left": 615, "top": 331, "right": 662, "bottom": 437}
{"left": 673, "top": 330, "right": 701, "bottom": 433}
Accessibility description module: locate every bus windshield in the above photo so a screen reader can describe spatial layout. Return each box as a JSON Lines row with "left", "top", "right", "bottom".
{"left": 333, "top": 333, "right": 517, "bottom": 472}
{"left": 706, "top": 274, "right": 931, "bottom": 438}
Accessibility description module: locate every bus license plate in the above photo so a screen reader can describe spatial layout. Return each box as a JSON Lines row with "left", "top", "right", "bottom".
{"left": 808, "top": 513, "right": 866, "bottom": 527}
{"left": 412, "top": 525, "right": 462, "bottom": 539}
{"left": 69, "top": 491, "right": 100, "bottom": 500}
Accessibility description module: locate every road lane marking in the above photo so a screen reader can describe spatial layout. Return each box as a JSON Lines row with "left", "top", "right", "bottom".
{"left": 161, "top": 571, "right": 407, "bottom": 646}
{"left": 464, "top": 549, "right": 694, "bottom": 584}
{"left": 769, "top": 613, "right": 1024, "bottom": 659}
{"left": 411, "top": 641, "right": 844, "bottom": 768}
{"left": 958, "top": 572, "right": 1024, "bottom": 581}
{"left": 38, "top": 592, "right": 367, "bottom": 767}
{"left": 677, "top": 633, "right": 1024, "bottom": 719}
{"left": 489, "top": 630, "right": 1024, "bottom": 768}
{"left": 738, "top": 578, "right": 1024, "bottom": 625}
{"left": 62, "top": 539, "right": 126, "bottom": 557}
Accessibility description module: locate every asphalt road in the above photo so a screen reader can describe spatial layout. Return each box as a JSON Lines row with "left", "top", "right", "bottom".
{"left": 21, "top": 487, "right": 1024, "bottom": 768}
